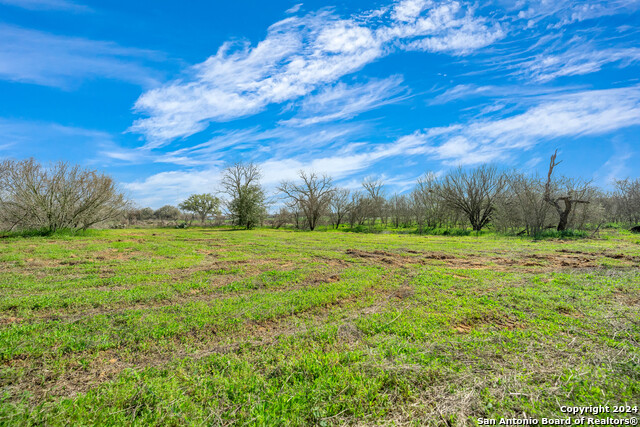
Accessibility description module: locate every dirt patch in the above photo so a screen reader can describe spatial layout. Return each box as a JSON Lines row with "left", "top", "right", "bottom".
{"left": 557, "top": 249, "right": 640, "bottom": 263}
{"left": 311, "top": 274, "right": 340, "bottom": 284}
{"left": 346, "top": 249, "right": 408, "bottom": 266}
{"left": 390, "top": 285, "right": 415, "bottom": 300}
{"left": 453, "top": 315, "right": 522, "bottom": 333}
{"left": 336, "top": 322, "right": 363, "bottom": 343}
{"left": 613, "top": 290, "right": 640, "bottom": 306}
{"left": 0, "top": 317, "right": 23, "bottom": 325}
{"left": 345, "top": 248, "right": 639, "bottom": 271}
{"left": 93, "top": 248, "right": 134, "bottom": 262}
{"left": 421, "top": 252, "right": 456, "bottom": 260}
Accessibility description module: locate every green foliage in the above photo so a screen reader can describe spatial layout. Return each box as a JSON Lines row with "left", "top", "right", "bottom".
{"left": 153, "top": 205, "right": 181, "bottom": 221}
{"left": 228, "top": 184, "right": 267, "bottom": 229}
{"left": 178, "top": 193, "right": 221, "bottom": 224}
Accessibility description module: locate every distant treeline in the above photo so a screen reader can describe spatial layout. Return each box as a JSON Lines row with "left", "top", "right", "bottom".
{"left": 2, "top": 153, "right": 640, "bottom": 236}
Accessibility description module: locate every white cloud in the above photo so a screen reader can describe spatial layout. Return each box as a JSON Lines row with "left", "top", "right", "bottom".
{"left": 513, "top": 0, "right": 640, "bottom": 28}
{"left": 280, "top": 76, "right": 408, "bottom": 126}
{"left": 413, "top": 86, "right": 640, "bottom": 165}
{"left": 123, "top": 168, "right": 223, "bottom": 208}
{"left": 131, "top": 1, "right": 503, "bottom": 146}
{"left": 386, "top": 2, "right": 505, "bottom": 54}
{"left": 285, "top": 3, "right": 302, "bottom": 14}
{"left": 392, "top": 0, "right": 430, "bottom": 22}
{"left": 123, "top": 85, "right": 640, "bottom": 207}
{"left": 520, "top": 46, "right": 640, "bottom": 82}
{"left": 428, "top": 83, "right": 592, "bottom": 106}
{"left": 0, "top": 118, "right": 116, "bottom": 164}
{"left": 429, "top": 84, "right": 494, "bottom": 104}
{"left": 105, "top": 121, "right": 370, "bottom": 169}
{"left": 0, "top": 0, "right": 89, "bottom": 11}
{"left": 0, "top": 24, "right": 162, "bottom": 88}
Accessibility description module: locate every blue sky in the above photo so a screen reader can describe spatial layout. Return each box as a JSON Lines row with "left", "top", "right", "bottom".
{"left": 1, "top": 0, "right": 639, "bottom": 208}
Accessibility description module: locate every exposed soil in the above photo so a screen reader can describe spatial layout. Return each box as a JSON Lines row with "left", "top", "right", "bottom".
{"left": 345, "top": 249, "right": 408, "bottom": 266}
{"left": 344, "top": 248, "right": 640, "bottom": 271}
{"left": 453, "top": 315, "right": 522, "bottom": 333}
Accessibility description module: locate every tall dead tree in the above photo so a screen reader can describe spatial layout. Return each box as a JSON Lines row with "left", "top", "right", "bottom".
{"left": 543, "top": 150, "right": 589, "bottom": 231}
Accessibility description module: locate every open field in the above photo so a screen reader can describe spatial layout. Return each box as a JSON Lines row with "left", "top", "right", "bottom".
{"left": 0, "top": 228, "right": 639, "bottom": 425}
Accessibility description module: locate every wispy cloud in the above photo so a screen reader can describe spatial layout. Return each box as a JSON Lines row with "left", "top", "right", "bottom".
{"left": 0, "top": 24, "right": 163, "bottom": 89}
{"left": 105, "top": 122, "right": 370, "bottom": 167}
{"left": 279, "top": 76, "right": 408, "bottom": 127}
{"left": 520, "top": 44, "right": 640, "bottom": 82}
{"left": 123, "top": 168, "right": 224, "bottom": 208}
{"left": 285, "top": 3, "right": 303, "bottom": 14}
{"left": 413, "top": 85, "right": 640, "bottom": 165}
{"left": 428, "top": 83, "right": 585, "bottom": 105}
{"left": 513, "top": 0, "right": 640, "bottom": 28}
{"left": 123, "top": 84, "right": 640, "bottom": 207}
{"left": 0, "top": 0, "right": 89, "bottom": 12}
{"left": 131, "top": 0, "right": 503, "bottom": 146}
{"left": 0, "top": 118, "right": 116, "bottom": 164}
{"left": 122, "top": 136, "right": 416, "bottom": 208}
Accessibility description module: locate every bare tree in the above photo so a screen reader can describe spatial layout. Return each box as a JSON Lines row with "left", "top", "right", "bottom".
{"left": 543, "top": 151, "right": 590, "bottom": 231}
{"left": 347, "top": 191, "right": 367, "bottom": 228}
{"left": 329, "top": 188, "right": 351, "bottom": 229}
{"left": 439, "top": 165, "right": 505, "bottom": 232}
{"left": 221, "top": 163, "right": 267, "bottom": 229}
{"left": 278, "top": 171, "right": 334, "bottom": 231}
{"left": 388, "top": 193, "right": 412, "bottom": 228}
{"left": 362, "top": 178, "right": 385, "bottom": 227}
{"left": 272, "top": 207, "right": 292, "bottom": 229}
{"left": 411, "top": 172, "right": 444, "bottom": 231}
{"left": 0, "top": 159, "right": 128, "bottom": 232}
{"left": 614, "top": 178, "right": 640, "bottom": 226}
{"left": 503, "top": 172, "right": 551, "bottom": 236}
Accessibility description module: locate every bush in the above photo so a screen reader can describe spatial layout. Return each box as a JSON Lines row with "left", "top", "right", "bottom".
{"left": 0, "top": 159, "right": 128, "bottom": 232}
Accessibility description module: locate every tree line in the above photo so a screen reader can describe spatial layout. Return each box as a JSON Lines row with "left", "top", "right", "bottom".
{"left": 1, "top": 154, "right": 639, "bottom": 235}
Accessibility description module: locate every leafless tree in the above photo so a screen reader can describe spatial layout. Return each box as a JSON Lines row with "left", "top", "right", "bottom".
{"left": 411, "top": 172, "right": 445, "bottom": 231}
{"left": 388, "top": 193, "right": 412, "bottom": 228}
{"left": 362, "top": 177, "right": 385, "bottom": 227}
{"left": 278, "top": 171, "right": 334, "bottom": 231}
{"left": 614, "top": 178, "right": 640, "bottom": 225}
{"left": 439, "top": 165, "right": 506, "bottom": 231}
{"left": 272, "top": 207, "right": 292, "bottom": 229}
{"left": 329, "top": 188, "right": 351, "bottom": 229}
{"left": 0, "top": 159, "right": 128, "bottom": 232}
{"left": 503, "top": 172, "right": 551, "bottom": 236}
{"left": 347, "top": 191, "right": 367, "bottom": 228}
{"left": 543, "top": 151, "right": 590, "bottom": 231}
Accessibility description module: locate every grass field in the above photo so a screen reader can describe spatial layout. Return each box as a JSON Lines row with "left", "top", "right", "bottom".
{"left": 0, "top": 228, "right": 639, "bottom": 425}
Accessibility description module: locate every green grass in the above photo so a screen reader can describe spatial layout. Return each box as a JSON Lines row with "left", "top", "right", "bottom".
{"left": 0, "top": 228, "right": 638, "bottom": 425}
